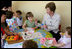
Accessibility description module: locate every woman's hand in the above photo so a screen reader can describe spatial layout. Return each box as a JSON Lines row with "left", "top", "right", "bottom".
{"left": 43, "top": 25, "right": 48, "bottom": 29}
{"left": 52, "top": 43, "right": 65, "bottom": 47}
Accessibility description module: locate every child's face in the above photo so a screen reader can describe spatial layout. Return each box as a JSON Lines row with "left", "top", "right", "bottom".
{"left": 16, "top": 13, "right": 21, "bottom": 17}
{"left": 1, "top": 14, "right": 6, "bottom": 23}
{"left": 28, "top": 17, "right": 33, "bottom": 21}
{"left": 65, "top": 31, "right": 70, "bottom": 37}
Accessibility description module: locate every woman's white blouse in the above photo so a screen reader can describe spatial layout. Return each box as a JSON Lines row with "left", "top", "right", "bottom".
{"left": 42, "top": 13, "right": 61, "bottom": 33}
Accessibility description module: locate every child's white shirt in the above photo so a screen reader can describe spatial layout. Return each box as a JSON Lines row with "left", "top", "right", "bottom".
{"left": 58, "top": 35, "right": 71, "bottom": 48}
{"left": 16, "top": 17, "right": 23, "bottom": 26}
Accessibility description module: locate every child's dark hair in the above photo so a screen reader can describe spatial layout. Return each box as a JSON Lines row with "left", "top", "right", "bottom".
{"left": 37, "top": 20, "right": 41, "bottom": 23}
{"left": 22, "top": 40, "right": 38, "bottom": 48}
{"left": 6, "top": 11, "right": 13, "bottom": 19}
{"left": 26, "top": 12, "right": 34, "bottom": 20}
{"left": 16, "top": 10, "right": 22, "bottom": 15}
{"left": 66, "top": 26, "right": 71, "bottom": 36}
{"left": 0, "top": 10, "right": 6, "bottom": 17}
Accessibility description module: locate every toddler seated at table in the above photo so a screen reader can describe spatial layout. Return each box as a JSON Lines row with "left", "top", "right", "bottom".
{"left": 22, "top": 40, "right": 38, "bottom": 48}
{"left": 22, "top": 12, "right": 38, "bottom": 31}
{"left": 1, "top": 10, "right": 17, "bottom": 36}
{"left": 6, "top": 11, "right": 20, "bottom": 35}
{"left": 52, "top": 26, "right": 71, "bottom": 48}
{"left": 16, "top": 10, "right": 23, "bottom": 29}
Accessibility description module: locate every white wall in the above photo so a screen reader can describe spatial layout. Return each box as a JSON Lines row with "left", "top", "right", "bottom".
{"left": 12, "top": 1, "right": 71, "bottom": 31}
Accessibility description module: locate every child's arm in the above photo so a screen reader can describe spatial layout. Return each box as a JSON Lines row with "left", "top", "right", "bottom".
{"left": 22, "top": 22, "right": 28, "bottom": 32}
{"left": 35, "top": 19, "right": 38, "bottom": 25}
{"left": 4, "top": 28, "right": 13, "bottom": 35}
{"left": 4, "top": 26, "right": 14, "bottom": 35}
{"left": 54, "top": 43, "right": 65, "bottom": 47}
{"left": 1, "top": 34, "right": 7, "bottom": 39}
{"left": 22, "top": 22, "right": 26, "bottom": 29}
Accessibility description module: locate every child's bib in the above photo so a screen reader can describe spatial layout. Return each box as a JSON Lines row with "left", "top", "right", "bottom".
{"left": 6, "top": 17, "right": 19, "bottom": 32}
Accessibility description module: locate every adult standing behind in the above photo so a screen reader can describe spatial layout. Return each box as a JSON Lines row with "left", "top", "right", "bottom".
{"left": 42, "top": 2, "right": 61, "bottom": 41}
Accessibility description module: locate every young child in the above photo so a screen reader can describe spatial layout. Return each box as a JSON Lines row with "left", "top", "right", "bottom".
{"left": 53, "top": 26, "right": 71, "bottom": 48}
{"left": 6, "top": 11, "right": 19, "bottom": 35}
{"left": 22, "top": 12, "right": 37, "bottom": 31}
{"left": 1, "top": 10, "right": 15, "bottom": 35}
{"left": 1, "top": 10, "right": 13, "bottom": 48}
{"left": 16, "top": 10, "right": 23, "bottom": 29}
{"left": 22, "top": 40, "right": 38, "bottom": 48}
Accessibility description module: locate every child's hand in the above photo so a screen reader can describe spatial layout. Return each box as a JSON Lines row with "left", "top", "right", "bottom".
{"left": 35, "top": 19, "right": 38, "bottom": 25}
{"left": 24, "top": 29, "right": 28, "bottom": 32}
{"left": 35, "top": 19, "right": 37, "bottom": 22}
{"left": 51, "top": 43, "right": 54, "bottom": 46}
{"left": 49, "top": 43, "right": 54, "bottom": 47}
{"left": 1, "top": 34, "right": 7, "bottom": 39}
{"left": 32, "top": 28, "right": 35, "bottom": 30}
{"left": 13, "top": 33, "right": 18, "bottom": 35}
{"left": 60, "top": 32, "right": 64, "bottom": 36}
{"left": 32, "top": 27, "right": 37, "bottom": 30}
